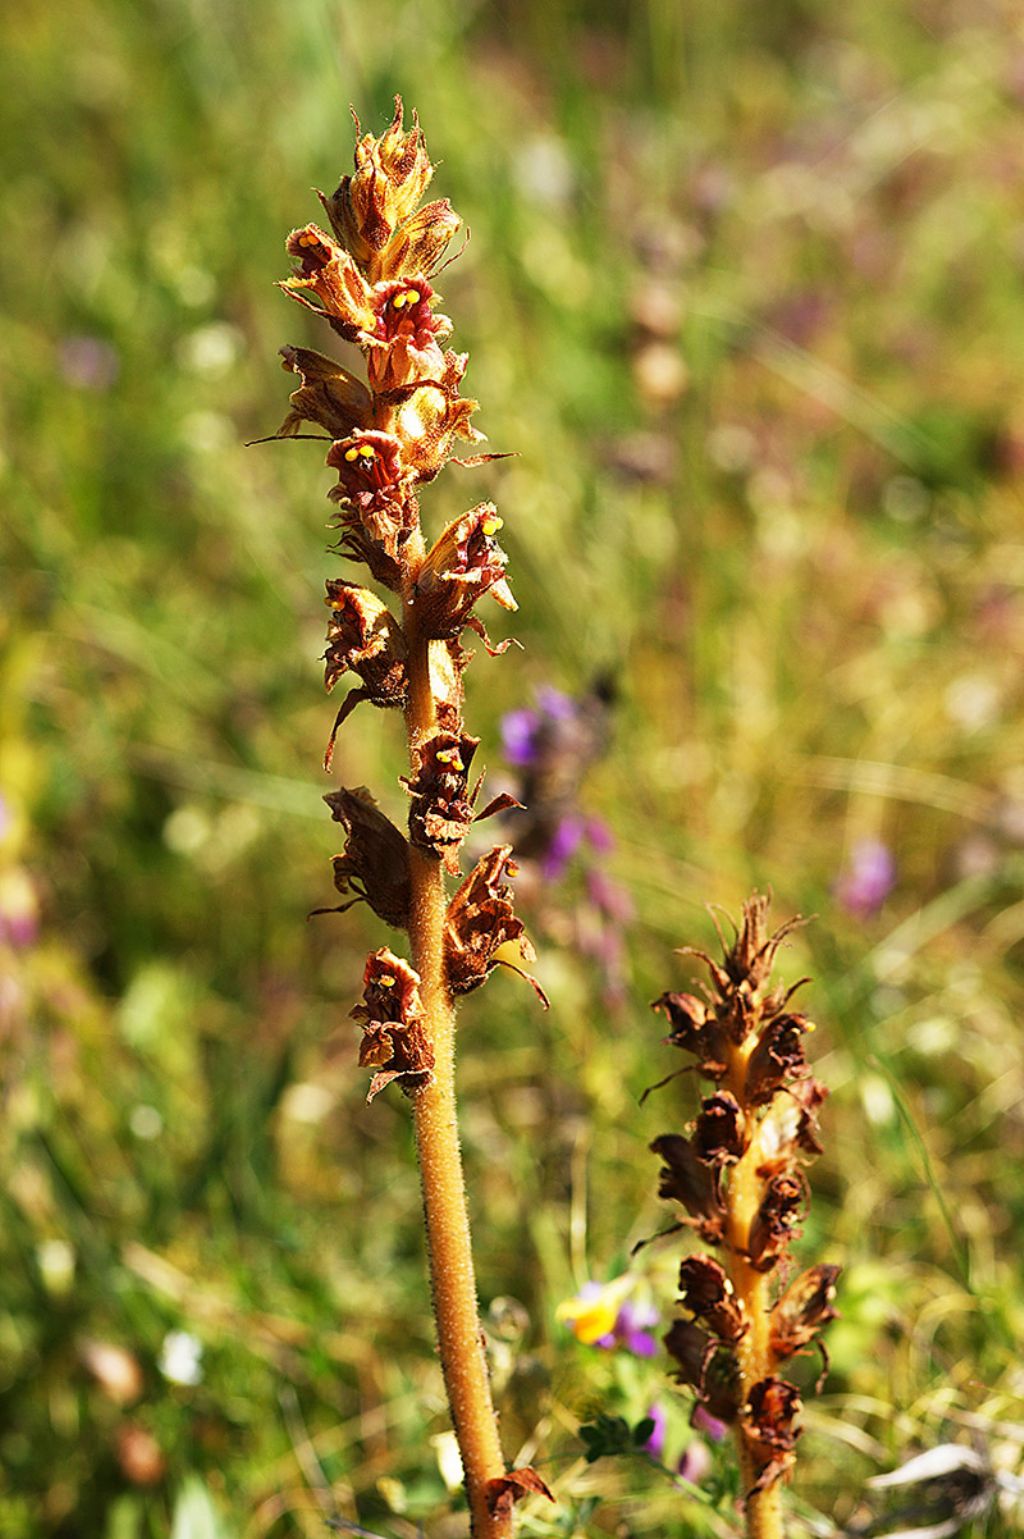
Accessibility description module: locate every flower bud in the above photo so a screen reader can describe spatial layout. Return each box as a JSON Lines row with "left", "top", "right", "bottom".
{"left": 352, "top": 947, "right": 433, "bottom": 1101}
{"left": 321, "top": 787, "right": 411, "bottom": 930}
{"left": 376, "top": 198, "right": 462, "bottom": 283}
{"left": 393, "top": 349, "right": 483, "bottom": 484}
{"left": 320, "top": 98, "right": 434, "bottom": 272}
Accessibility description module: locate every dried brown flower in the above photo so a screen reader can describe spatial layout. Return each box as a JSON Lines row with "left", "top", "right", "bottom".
{"left": 485, "top": 1468, "right": 555, "bottom": 1520}
{"left": 322, "top": 580, "right": 408, "bottom": 767}
{"left": 652, "top": 990, "right": 729, "bottom": 1080}
{"left": 693, "top": 1090, "right": 747, "bottom": 1167}
{"left": 352, "top": 947, "right": 434, "bottom": 1101}
{"left": 664, "top": 1318, "right": 743, "bottom": 1424}
{"left": 747, "top": 1172, "right": 806, "bottom": 1273}
{"left": 770, "top": 1264, "right": 840, "bottom": 1362}
{"left": 278, "top": 346, "right": 372, "bottom": 439}
{"left": 742, "top": 1378, "right": 803, "bottom": 1494}
{"left": 676, "top": 1255, "right": 747, "bottom": 1344}
{"left": 649, "top": 1132, "right": 726, "bottom": 1245}
{"left": 321, "top": 787, "right": 411, "bottom": 929}
{"left": 444, "top": 845, "right": 546, "bottom": 1003}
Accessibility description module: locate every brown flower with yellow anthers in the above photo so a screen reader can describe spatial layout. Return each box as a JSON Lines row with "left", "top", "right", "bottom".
{"left": 367, "top": 279, "right": 452, "bottom": 395}
{"left": 402, "top": 730, "right": 523, "bottom": 872}
{"left": 326, "top": 430, "right": 418, "bottom": 586}
{"left": 413, "top": 504, "right": 516, "bottom": 652}
{"left": 281, "top": 224, "right": 376, "bottom": 342}
{"left": 320, "top": 787, "right": 411, "bottom": 930}
{"left": 648, "top": 897, "right": 838, "bottom": 1530}
{"left": 278, "top": 346, "right": 372, "bottom": 439}
{"left": 322, "top": 581, "right": 408, "bottom": 770}
{"left": 444, "top": 846, "right": 547, "bottom": 1004}
{"left": 352, "top": 947, "right": 434, "bottom": 1102}
{"left": 319, "top": 98, "right": 435, "bottom": 275}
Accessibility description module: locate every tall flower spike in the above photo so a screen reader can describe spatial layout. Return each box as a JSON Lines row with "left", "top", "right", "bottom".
{"left": 648, "top": 897, "right": 838, "bottom": 1539}
{"left": 269, "top": 104, "right": 547, "bottom": 1539}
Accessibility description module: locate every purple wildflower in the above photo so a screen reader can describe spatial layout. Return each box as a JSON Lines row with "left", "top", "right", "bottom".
{"left": 835, "top": 839, "right": 895, "bottom": 919}
{"left": 595, "top": 1297, "right": 660, "bottom": 1358}
{"left": 534, "top": 685, "right": 577, "bottom": 721}
{"left": 692, "top": 1403, "right": 728, "bottom": 1443}
{"left": 541, "top": 814, "right": 586, "bottom": 880}
{"left": 501, "top": 707, "right": 541, "bottom": 767}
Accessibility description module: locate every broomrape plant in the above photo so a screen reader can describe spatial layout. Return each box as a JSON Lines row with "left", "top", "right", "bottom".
{"left": 267, "top": 101, "right": 550, "bottom": 1539}
{"left": 649, "top": 897, "right": 838, "bottom": 1539}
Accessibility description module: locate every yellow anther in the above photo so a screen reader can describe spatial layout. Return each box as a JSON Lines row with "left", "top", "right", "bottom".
{"left": 804, "top": 1020, "right": 817, "bottom": 1033}
{"left": 402, "top": 289, "right": 420, "bottom": 306}
{"left": 506, "top": 861, "right": 520, "bottom": 877}
{"left": 481, "top": 516, "right": 503, "bottom": 536}
{"left": 378, "top": 975, "right": 396, "bottom": 988}
{"left": 358, "top": 444, "right": 376, "bottom": 459}
{"left": 391, "top": 291, "right": 408, "bottom": 309}
{"left": 344, "top": 447, "right": 359, "bottom": 462}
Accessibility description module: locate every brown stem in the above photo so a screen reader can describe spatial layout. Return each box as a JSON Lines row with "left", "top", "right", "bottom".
{"left": 402, "top": 599, "right": 510, "bottom": 1539}
{"left": 725, "top": 1051, "right": 785, "bottom": 1539}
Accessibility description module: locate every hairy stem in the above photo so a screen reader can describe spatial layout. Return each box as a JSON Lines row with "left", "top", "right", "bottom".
{"left": 402, "top": 603, "right": 510, "bottom": 1539}
{"left": 726, "top": 1051, "right": 784, "bottom": 1539}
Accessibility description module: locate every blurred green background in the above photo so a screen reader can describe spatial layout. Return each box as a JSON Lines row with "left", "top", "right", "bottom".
{"left": 3, "top": 0, "right": 1024, "bottom": 1534}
